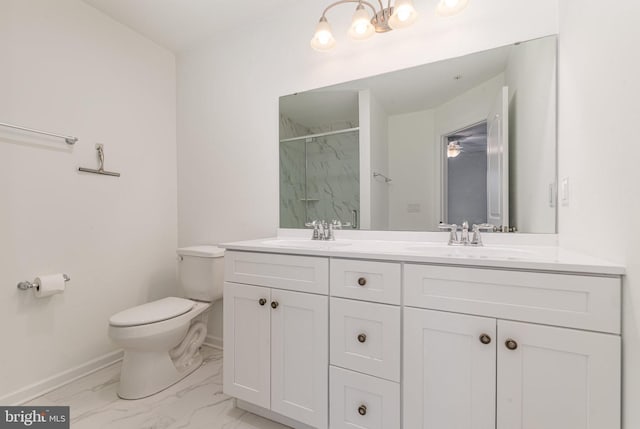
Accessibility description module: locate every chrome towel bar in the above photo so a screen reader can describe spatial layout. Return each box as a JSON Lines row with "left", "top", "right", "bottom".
{"left": 0, "top": 121, "right": 78, "bottom": 145}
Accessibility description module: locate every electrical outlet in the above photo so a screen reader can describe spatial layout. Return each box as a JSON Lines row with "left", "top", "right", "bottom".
{"left": 407, "top": 203, "right": 421, "bottom": 213}
{"left": 561, "top": 177, "right": 570, "bottom": 206}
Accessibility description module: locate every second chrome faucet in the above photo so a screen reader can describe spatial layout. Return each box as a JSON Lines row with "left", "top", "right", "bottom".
{"left": 438, "top": 221, "right": 496, "bottom": 246}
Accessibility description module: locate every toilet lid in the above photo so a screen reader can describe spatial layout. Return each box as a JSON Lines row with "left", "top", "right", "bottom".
{"left": 109, "top": 297, "right": 195, "bottom": 327}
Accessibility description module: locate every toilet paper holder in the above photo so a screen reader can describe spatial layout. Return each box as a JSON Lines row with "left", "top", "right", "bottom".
{"left": 17, "top": 274, "right": 71, "bottom": 291}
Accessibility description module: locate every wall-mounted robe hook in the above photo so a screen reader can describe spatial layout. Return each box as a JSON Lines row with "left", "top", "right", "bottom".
{"left": 79, "top": 144, "right": 120, "bottom": 177}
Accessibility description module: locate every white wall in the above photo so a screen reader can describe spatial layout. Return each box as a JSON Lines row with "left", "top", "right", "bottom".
{"left": 557, "top": 1, "right": 640, "bottom": 428}
{"left": 368, "top": 92, "right": 389, "bottom": 230}
{"left": 358, "top": 90, "right": 372, "bottom": 229}
{"left": 388, "top": 73, "right": 504, "bottom": 230}
{"left": 388, "top": 109, "right": 437, "bottom": 230}
{"left": 505, "top": 36, "right": 557, "bottom": 233}
{"left": 434, "top": 73, "right": 505, "bottom": 224}
{"left": 177, "top": 0, "right": 558, "bottom": 342}
{"left": 0, "top": 0, "right": 177, "bottom": 400}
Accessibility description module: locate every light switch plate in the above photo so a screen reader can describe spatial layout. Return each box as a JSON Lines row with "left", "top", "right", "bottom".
{"left": 561, "top": 177, "right": 570, "bottom": 206}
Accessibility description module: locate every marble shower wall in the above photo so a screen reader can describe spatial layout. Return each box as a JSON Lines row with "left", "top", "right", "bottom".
{"left": 279, "top": 139, "right": 306, "bottom": 228}
{"left": 279, "top": 115, "right": 360, "bottom": 228}
{"left": 305, "top": 131, "right": 359, "bottom": 226}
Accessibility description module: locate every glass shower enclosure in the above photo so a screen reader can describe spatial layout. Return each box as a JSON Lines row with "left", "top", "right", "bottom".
{"left": 279, "top": 128, "right": 360, "bottom": 229}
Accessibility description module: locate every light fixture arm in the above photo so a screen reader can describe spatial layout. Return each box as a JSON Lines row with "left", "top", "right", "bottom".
{"left": 321, "top": 0, "right": 381, "bottom": 19}
{"left": 312, "top": 0, "right": 422, "bottom": 51}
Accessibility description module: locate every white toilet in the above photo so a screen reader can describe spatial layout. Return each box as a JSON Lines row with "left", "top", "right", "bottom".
{"left": 108, "top": 245, "right": 224, "bottom": 399}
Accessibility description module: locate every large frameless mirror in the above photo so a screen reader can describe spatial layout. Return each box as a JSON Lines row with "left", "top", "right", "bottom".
{"left": 279, "top": 35, "right": 557, "bottom": 233}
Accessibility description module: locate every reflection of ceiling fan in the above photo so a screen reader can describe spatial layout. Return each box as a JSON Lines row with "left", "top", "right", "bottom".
{"left": 447, "top": 141, "right": 463, "bottom": 158}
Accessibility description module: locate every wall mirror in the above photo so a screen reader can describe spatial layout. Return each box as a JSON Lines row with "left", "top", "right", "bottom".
{"left": 279, "top": 35, "right": 557, "bottom": 233}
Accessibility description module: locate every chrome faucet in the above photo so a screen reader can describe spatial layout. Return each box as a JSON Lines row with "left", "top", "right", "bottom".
{"left": 460, "top": 221, "right": 470, "bottom": 244}
{"left": 439, "top": 221, "right": 496, "bottom": 246}
{"left": 305, "top": 219, "right": 350, "bottom": 240}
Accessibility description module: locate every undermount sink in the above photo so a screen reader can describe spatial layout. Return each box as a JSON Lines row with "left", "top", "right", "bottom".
{"left": 260, "top": 239, "right": 353, "bottom": 249}
{"left": 404, "top": 244, "right": 536, "bottom": 260}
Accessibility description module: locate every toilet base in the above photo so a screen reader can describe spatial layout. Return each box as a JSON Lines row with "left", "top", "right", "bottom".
{"left": 117, "top": 347, "right": 204, "bottom": 400}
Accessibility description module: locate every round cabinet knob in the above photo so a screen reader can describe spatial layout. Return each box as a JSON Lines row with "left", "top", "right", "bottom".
{"left": 271, "top": 301, "right": 279, "bottom": 309}
{"left": 479, "top": 334, "right": 492, "bottom": 345}
{"left": 357, "top": 277, "right": 367, "bottom": 286}
{"left": 358, "top": 405, "right": 367, "bottom": 416}
{"left": 357, "top": 333, "right": 367, "bottom": 343}
{"left": 258, "top": 298, "right": 267, "bottom": 306}
{"left": 505, "top": 339, "right": 518, "bottom": 350}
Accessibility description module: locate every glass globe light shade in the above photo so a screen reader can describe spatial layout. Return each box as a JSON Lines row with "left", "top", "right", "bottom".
{"left": 348, "top": 4, "right": 375, "bottom": 40}
{"left": 310, "top": 17, "right": 336, "bottom": 51}
{"left": 389, "top": 0, "right": 418, "bottom": 29}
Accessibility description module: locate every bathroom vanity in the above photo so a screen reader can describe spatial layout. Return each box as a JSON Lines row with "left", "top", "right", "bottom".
{"left": 221, "top": 237, "right": 623, "bottom": 429}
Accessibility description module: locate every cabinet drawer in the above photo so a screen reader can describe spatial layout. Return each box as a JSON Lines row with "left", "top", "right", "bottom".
{"left": 225, "top": 251, "right": 328, "bottom": 294}
{"left": 330, "top": 298, "right": 400, "bottom": 382}
{"left": 404, "top": 264, "right": 621, "bottom": 334}
{"left": 330, "top": 366, "right": 400, "bottom": 429}
{"left": 330, "top": 259, "right": 401, "bottom": 304}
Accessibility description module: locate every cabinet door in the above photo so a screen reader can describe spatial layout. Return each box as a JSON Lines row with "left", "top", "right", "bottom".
{"left": 223, "top": 282, "right": 271, "bottom": 409}
{"left": 497, "top": 320, "right": 621, "bottom": 429}
{"left": 270, "top": 289, "right": 328, "bottom": 429}
{"left": 404, "top": 308, "right": 496, "bottom": 429}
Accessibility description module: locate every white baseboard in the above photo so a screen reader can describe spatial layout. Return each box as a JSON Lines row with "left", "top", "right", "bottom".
{"left": 204, "top": 334, "right": 223, "bottom": 350}
{"left": 237, "top": 400, "right": 315, "bottom": 429}
{"left": 0, "top": 349, "right": 124, "bottom": 406}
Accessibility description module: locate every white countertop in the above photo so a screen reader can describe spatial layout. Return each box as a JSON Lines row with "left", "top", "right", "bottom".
{"left": 220, "top": 236, "right": 625, "bottom": 276}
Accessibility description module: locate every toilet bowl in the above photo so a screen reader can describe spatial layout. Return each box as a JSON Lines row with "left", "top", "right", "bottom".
{"left": 108, "top": 246, "right": 224, "bottom": 399}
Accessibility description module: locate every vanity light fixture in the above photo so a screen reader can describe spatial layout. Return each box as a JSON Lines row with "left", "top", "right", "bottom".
{"left": 311, "top": 0, "right": 418, "bottom": 51}
{"left": 447, "top": 141, "right": 463, "bottom": 158}
{"left": 436, "top": 0, "right": 469, "bottom": 17}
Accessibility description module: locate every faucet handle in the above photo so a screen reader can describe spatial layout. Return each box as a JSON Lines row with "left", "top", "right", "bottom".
{"left": 305, "top": 220, "right": 321, "bottom": 240}
{"left": 438, "top": 223, "right": 458, "bottom": 231}
{"left": 439, "top": 223, "right": 459, "bottom": 245}
{"left": 473, "top": 223, "right": 497, "bottom": 232}
{"left": 471, "top": 223, "right": 496, "bottom": 246}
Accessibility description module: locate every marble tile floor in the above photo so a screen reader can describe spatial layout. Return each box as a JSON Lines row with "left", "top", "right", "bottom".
{"left": 26, "top": 347, "right": 290, "bottom": 429}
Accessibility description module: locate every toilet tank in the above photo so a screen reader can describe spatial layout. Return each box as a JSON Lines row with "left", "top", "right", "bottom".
{"left": 176, "top": 246, "right": 225, "bottom": 302}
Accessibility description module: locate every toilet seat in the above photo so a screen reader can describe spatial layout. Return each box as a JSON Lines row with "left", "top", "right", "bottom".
{"left": 109, "top": 297, "right": 195, "bottom": 327}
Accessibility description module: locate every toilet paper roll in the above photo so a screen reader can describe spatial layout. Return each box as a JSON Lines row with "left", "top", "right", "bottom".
{"left": 34, "top": 274, "right": 66, "bottom": 298}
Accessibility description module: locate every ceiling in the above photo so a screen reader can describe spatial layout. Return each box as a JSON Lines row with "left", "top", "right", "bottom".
{"left": 82, "top": 0, "right": 299, "bottom": 52}
{"left": 280, "top": 43, "right": 512, "bottom": 129}
{"left": 327, "top": 44, "right": 510, "bottom": 116}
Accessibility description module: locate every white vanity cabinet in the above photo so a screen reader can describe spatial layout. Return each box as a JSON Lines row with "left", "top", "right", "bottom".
{"left": 404, "top": 309, "right": 497, "bottom": 429}
{"left": 496, "top": 320, "right": 620, "bottom": 429}
{"left": 223, "top": 251, "right": 329, "bottom": 429}
{"left": 328, "top": 259, "right": 402, "bottom": 429}
{"left": 222, "top": 244, "right": 623, "bottom": 429}
{"left": 403, "top": 263, "right": 622, "bottom": 429}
